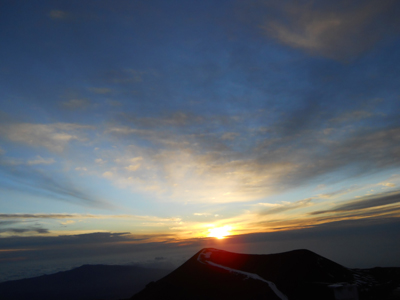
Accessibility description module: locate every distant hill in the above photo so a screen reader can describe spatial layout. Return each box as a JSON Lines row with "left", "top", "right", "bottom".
{"left": 131, "top": 248, "right": 400, "bottom": 300}
{"left": 0, "top": 264, "right": 171, "bottom": 300}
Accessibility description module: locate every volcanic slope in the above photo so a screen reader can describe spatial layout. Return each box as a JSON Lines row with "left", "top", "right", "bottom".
{"left": 131, "top": 248, "right": 354, "bottom": 300}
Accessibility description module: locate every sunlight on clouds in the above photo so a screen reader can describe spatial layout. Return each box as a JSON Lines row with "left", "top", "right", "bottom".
{"left": 75, "top": 167, "right": 88, "bottom": 171}
{"left": 102, "top": 171, "right": 114, "bottom": 179}
{"left": 0, "top": 123, "right": 93, "bottom": 152}
{"left": 125, "top": 164, "right": 140, "bottom": 171}
{"left": 258, "top": 202, "right": 284, "bottom": 207}
{"left": 60, "top": 220, "right": 76, "bottom": 225}
{"left": 93, "top": 139, "right": 300, "bottom": 203}
{"left": 0, "top": 213, "right": 184, "bottom": 239}
{"left": 380, "top": 182, "right": 396, "bottom": 188}
{"left": 95, "top": 158, "right": 107, "bottom": 164}
{"left": 258, "top": 198, "right": 314, "bottom": 216}
{"left": 125, "top": 157, "right": 143, "bottom": 172}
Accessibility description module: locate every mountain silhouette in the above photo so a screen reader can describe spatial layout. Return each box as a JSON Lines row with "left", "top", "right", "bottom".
{"left": 1, "top": 249, "right": 399, "bottom": 300}
{"left": 131, "top": 248, "right": 400, "bottom": 300}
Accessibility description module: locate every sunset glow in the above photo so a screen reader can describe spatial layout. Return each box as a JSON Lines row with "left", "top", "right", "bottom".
{"left": 208, "top": 226, "right": 232, "bottom": 239}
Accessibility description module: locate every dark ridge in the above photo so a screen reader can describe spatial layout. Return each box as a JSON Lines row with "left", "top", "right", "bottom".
{"left": 203, "top": 248, "right": 353, "bottom": 291}
{"left": 0, "top": 264, "right": 171, "bottom": 300}
{"left": 131, "top": 248, "right": 282, "bottom": 300}
{"left": 2, "top": 249, "right": 399, "bottom": 300}
{"left": 131, "top": 248, "right": 400, "bottom": 300}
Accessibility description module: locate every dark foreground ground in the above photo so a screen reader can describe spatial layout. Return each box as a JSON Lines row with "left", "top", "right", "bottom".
{"left": 0, "top": 264, "right": 171, "bottom": 300}
{"left": 131, "top": 248, "right": 400, "bottom": 300}
{"left": 0, "top": 248, "right": 399, "bottom": 300}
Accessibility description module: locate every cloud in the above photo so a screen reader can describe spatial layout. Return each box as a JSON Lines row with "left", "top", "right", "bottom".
{"left": 0, "top": 231, "right": 195, "bottom": 275}
{"left": 102, "top": 69, "right": 147, "bottom": 84}
{"left": 0, "top": 227, "right": 49, "bottom": 234}
{"left": 0, "top": 220, "right": 19, "bottom": 226}
{"left": 102, "top": 171, "right": 113, "bottom": 178}
{"left": 0, "top": 213, "right": 181, "bottom": 223}
{"left": 120, "top": 111, "right": 204, "bottom": 129}
{"left": 125, "top": 164, "right": 140, "bottom": 172}
{"left": 61, "top": 99, "right": 90, "bottom": 110}
{"left": 259, "top": 198, "right": 314, "bottom": 215}
{"left": 75, "top": 167, "right": 88, "bottom": 171}
{"left": 243, "top": 201, "right": 400, "bottom": 236}
{"left": 311, "top": 190, "right": 400, "bottom": 215}
{"left": 97, "top": 106, "right": 400, "bottom": 203}
{"left": 49, "top": 10, "right": 70, "bottom": 20}
{"left": 380, "top": 182, "right": 396, "bottom": 188}
{"left": 27, "top": 156, "right": 55, "bottom": 165}
{"left": 256, "top": 126, "right": 400, "bottom": 191}
{"left": 316, "top": 186, "right": 361, "bottom": 199}
{"left": 0, "top": 232, "right": 154, "bottom": 255}
{"left": 89, "top": 87, "right": 112, "bottom": 94}
{"left": 95, "top": 158, "right": 107, "bottom": 164}
{"left": 0, "top": 122, "right": 93, "bottom": 152}
{"left": 256, "top": 0, "right": 400, "bottom": 60}
{"left": 331, "top": 110, "right": 374, "bottom": 123}
{"left": 0, "top": 214, "right": 78, "bottom": 219}
{"left": 60, "top": 220, "right": 76, "bottom": 225}
{"left": 96, "top": 144, "right": 288, "bottom": 203}
{"left": 0, "top": 162, "right": 110, "bottom": 208}
{"left": 221, "top": 132, "right": 239, "bottom": 141}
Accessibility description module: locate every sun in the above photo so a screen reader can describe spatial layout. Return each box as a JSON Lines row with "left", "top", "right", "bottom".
{"left": 208, "top": 225, "right": 232, "bottom": 239}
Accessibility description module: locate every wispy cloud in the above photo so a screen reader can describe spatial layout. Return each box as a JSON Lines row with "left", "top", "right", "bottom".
{"left": 0, "top": 214, "right": 79, "bottom": 219}
{"left": 0, "top": 213, "right": 181, "bottom": 222}
{"left": 88, "top": 87, "right": 112, "bottom": 94}
{"left": 311, "top": 190, "right": 400, "bottom": 215}
{"left": 380, "top": 182, "right": 396, "bottom": 187}
{"left": 0, "top": 122, "right": 93, "bottom": 152}
{"left": 0, "top": 162, "right": 110, "bottom": 208}
{"left": 61, "top": 99, "right": 90, "bottom": 110}
{"left": 27, "top": 156, "right": 55, "bottom": 166}
{"left": 258, "top": 198, "right": 314, "bottom": 215}
{"left": 48, "top": 10, "right": 70, "bottom": 20}
{"left": 256, "top": 0, "right": 400, "bottom": 60}
{"left": 101, "top": 69, "right": 152, "bottom": 84}
{"left": 97, "top": 113, "right": 400, "bottom": 203}
{"left": 0, "top": 227, "right": 49, "bottom": 234}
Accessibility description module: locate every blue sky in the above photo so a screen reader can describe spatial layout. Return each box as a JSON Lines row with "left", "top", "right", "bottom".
{"left": 1, "top": 0, "right": 400, "bottom": 277}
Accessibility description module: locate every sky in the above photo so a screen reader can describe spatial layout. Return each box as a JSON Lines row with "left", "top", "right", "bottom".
{"left": 1, "top": 0, "right": 400, "bottom": 280}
